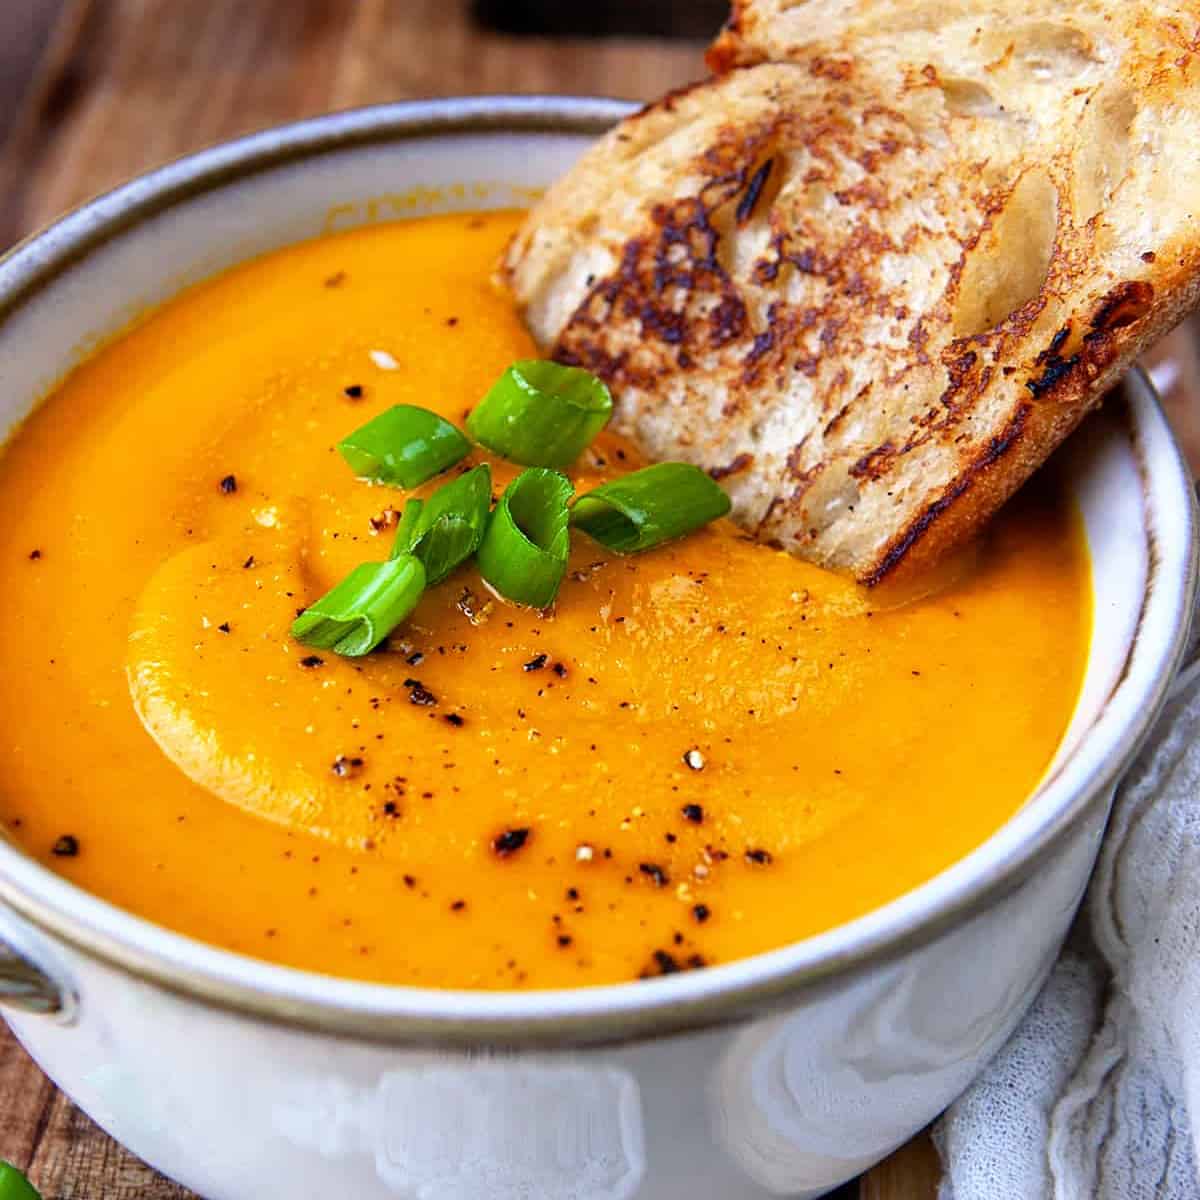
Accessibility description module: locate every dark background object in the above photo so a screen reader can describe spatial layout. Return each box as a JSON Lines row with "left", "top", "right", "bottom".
{"left": 473, "top": 0, "right": 728, "bottom": 38}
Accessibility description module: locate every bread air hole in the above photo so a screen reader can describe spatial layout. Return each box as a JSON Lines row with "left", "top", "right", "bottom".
{"left": 1016, "top": 23, "right": 1099, "bottom": 80}
{"left": 805, "top": 472, "right": 861, "bottom": 535}
{"left": 1071, "top": 85, "right": 1136, "bottom": 226}
{"left": 939, "top": 78, "right": 1010, "bottom": 122}
{"left": 952, "top": 168, "right": 1058, "bottom": 339}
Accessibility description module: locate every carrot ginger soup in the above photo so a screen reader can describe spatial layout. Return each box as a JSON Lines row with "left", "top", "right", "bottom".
{"left": 0, "top": 212, "right": 1090, "bottom": 989}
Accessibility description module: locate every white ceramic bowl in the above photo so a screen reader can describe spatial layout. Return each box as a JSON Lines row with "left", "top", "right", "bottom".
{"left": 0, "top": 98, "right": 1194, "bottom": 1200}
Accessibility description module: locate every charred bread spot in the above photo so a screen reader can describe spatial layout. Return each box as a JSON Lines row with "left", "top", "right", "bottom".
{"left": 710, "top": 453, "right": 756, "bottom": 480}
{"left": 565, "top": 177, "right": 755, "bottom": 372}
{"left": 756, "top": 494, "right": 787, "bottom": 537}
{"left": 1026, "top": 327, "right": 1081, "bottom": 398}
{"left": 1044, "top": 326, "right": 1072, "bottom": 357}
{"left": 741, "top": 325, "right": 777, "bottom": 383}
{"left": 711, "top": 295, "right": 749, "bottom": 345}
{"left": 754, "top": 254, "right": 783, "bottom": 284}
{"left": 908, "top": 320, "right": 931, "bottom": 364}
{"left": 736, "top": 157, "right": 775, "bottom": 224}
{"left": 784, "top": 462, "right": 826, "bottom": 509}
{"left": 850, "top": 440, "right": 898, "bottom": 481}
{"left": 644, "top": 78, "right": 714, "bottom": 119}
{"left": 810, "top": 56, "right": 855, "bottom": 82}
{"left": 1026, "top": 355, "right": 1081, "bottom": 398}
{"left": 834, "top": 178, "right": 891, "bottom": 209}
{"left": 1087, "top": 280, "right": 1154, "bottom": 334}
{"left": 640, "top": 302, "right": 687, "bottom": 344}
{"left": 938, "top": 349, "right": 980, "bottom": 413}
{"left": 784, "top": 440, "right": 811, "bottom": 478}
{"left": 864, "top": 403, "right": 1030, "bottom": 586}
{"left": 788, "top": 246, "right": 826, "bottom": 276}
{"left": 823, "top": 398, "right": 854, "bottom": 437}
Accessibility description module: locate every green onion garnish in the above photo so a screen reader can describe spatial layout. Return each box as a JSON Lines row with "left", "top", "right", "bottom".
{"left": 467, "top": 360, "right": 613, "bottom": 467}
{"left": 0, "top": 1162, "right": 41, "bottom": 1200}
{"left": 337, "top": 405, "right": 470, "bottom": 488}
{"left": 390, "top": 464, "right": 492, "bottom": 585}
{"left": 477, "top": 468, "right": 573, "bottom": 607}
{"left": 392, "top": 497, "right": 426, "bottom": 551}
{"left": 571, "top": 463, "right": 731, "bottom": 553}
{"left": 291, "top": 555, "right": 426, "bottom": 657}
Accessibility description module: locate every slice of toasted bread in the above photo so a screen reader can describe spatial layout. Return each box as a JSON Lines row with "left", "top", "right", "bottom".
{"left": 500, "top": 4, "right": 1200, "bottom": 583}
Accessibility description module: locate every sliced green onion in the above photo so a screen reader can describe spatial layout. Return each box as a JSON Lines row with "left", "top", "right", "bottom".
{"left": 390, "top": 464, "right": 492, "bottom": 585}
{"left": 467, "top": 360, "right": 613, "bottom": 467}
{"left": 392, "top": 497, "right": 425, "bottom": 550}
{"left": 477, "top": 468, "right": 573, "bottom": 607}
{"left": 0, "top": 1163, "right": 41, "bottom": 1200}
{"left": 571, "top": 462, "right": 731, "bottom": 553}
{"left": 337, "top": 405, "right": 470, "bottom": 488}
{"left": 291, "top": 555, "right": 426, "bottom": 657}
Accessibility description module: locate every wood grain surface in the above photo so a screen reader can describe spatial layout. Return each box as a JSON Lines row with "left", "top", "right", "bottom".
{"left": 0, "top": 3, "right": 1196, "bottom": 1198}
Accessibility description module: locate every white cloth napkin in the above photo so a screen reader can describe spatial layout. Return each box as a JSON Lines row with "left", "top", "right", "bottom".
{"left": 935, "top": 655, "right": 1200, "bottom": 1199}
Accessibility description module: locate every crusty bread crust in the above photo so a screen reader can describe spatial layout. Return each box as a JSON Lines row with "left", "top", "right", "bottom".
{"left": 501, "top": 4, "right": 1200, "bottom": 582}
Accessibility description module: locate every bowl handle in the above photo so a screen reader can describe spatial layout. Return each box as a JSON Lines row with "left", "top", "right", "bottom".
{"left": 0, "top": 938, "right": 64, "bottom": 1015}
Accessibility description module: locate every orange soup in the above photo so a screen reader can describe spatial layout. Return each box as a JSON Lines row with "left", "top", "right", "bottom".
{"left": 0, "top": 212, "right": 1089, "bottom": 988}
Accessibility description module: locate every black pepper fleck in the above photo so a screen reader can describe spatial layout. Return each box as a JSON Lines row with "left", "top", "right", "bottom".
{"left": 639, "top": 862, "right": 669, "bottom": 887}
{"left": 523, "top": 654, "right": 548, "bottom": 672}
{"left": 493, "top": 827, "right": 531, "bottom": 857}
{"left": 219, "top": 474, "right": 237, "bottom": 494}
{"left": 443, "top": 713, "right": 465, "bottom": 727}
{"left": 343, "top": 384, "right": 364, "bottom": 399}
{"left": 51, "top": 835, "right": 79, "bottom": 858}
{"left": 299, "top": 655, "right": 325, "bottom": 669}
{"left": 692, "top": 903, "right": 711, "bottom": 923}
{"left": 331, "top": 755, "right": 365, "bottom": 778}
{"left": 745, "top": 848, "right": 774, "bottom": 866}
{"left": 681, "top": 804, "right": 704, "bottom": 824}
{"left": 405, "top": 679, "right": 436, "bottom": 706}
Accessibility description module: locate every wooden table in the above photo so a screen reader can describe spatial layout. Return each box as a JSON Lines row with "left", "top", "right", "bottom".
{"left": 0, "top": 3, "right": 1195, "bottom": 1198}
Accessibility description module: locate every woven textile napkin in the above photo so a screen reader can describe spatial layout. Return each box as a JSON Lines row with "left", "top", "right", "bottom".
{"left": 935, "top": 654, "right": 1200, "bottom": 1199}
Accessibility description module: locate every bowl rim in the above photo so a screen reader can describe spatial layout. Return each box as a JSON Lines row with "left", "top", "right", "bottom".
{"left": 0, "top": 95, "right": 1195, "bottom": 1045}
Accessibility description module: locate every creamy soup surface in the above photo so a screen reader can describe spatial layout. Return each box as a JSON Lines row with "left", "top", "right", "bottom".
{"left": 0, "top": 212, "right": 1090, "bottom": 988}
